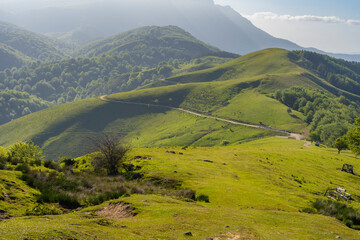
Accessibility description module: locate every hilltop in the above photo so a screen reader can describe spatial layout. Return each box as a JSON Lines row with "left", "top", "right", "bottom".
{"left": 74, "top": 26, "right": 236, "bottom": 60}
{"left": 0, "top": 48, "right": 359, "bottom": 158}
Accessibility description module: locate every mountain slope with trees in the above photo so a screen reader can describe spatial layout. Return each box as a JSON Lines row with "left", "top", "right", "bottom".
{"left": 0, "top": 21, "right": 71, "bottom": 61}
{"left": 1, "top": 49, "right": 359, "bottom": 158}
{"left": 0, "top": 26, "right": 238, "bottom": 104}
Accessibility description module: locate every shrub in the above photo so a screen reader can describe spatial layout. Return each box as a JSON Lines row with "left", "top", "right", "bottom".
{"left": 44, "top": 160, "right": 59, "bottom": 170}
{"left": 8, "top": 140, "right": 43, "bottom": 162}
{"left": 91, "top": 135, "right": 130, "bottom": 176}
{"left": 310, "top": 199, "right": 360, "bottom": 229}
{"left": 196, "top": 194, "right": 210, "bottom": 203}
{"left": 176, "top": 189, "right": 196, "bottom": 200}
{"left": 15, "top": 163, "right": 30, "bottom": 173}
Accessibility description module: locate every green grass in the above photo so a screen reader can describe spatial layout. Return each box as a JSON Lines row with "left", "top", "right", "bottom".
{"left": 0, "top": 170, "right": 39, "bottom": 218}
{"left": 2, "top": 138, "right": 360, "bottom": 239}
{"left": 213, "top": 89, "right": 305, "bottom": 132}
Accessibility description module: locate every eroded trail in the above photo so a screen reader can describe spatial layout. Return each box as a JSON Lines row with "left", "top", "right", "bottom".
{"left": 100, "top": 95, "right": 304, "bottom": 138}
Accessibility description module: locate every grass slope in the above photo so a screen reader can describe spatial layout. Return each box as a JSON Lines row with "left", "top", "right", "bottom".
{"left": 2, "top": 138, "right": 360, "bottom": 239}
{"left": 0, "top": 170, "right": 39, "bottom": 219}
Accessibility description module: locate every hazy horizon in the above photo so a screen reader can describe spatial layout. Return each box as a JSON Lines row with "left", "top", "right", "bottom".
{"left": 0, "top": 0, "right": 359, "bottom": 54}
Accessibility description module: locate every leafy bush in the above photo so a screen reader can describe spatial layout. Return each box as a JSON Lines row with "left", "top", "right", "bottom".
{"left": 8, "top": 140, "right": 44, "bottom": 163}
{"left": 196, "top": 194, "right": 210, "bottom": 203}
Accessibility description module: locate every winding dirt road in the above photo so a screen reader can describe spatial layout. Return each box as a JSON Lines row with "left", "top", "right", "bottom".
{"left": 100, "top": 95, "right": 306, "bottom": 139}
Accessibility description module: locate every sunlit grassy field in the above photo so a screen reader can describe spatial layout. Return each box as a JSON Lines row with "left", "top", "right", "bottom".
{"left": 2, "top": 137, "right": 360, "bottom": 239}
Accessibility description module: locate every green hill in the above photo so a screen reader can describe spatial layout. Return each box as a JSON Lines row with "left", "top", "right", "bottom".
{"left": 74, "top": 25, "right": 238, "bottom": 61}
{"left": 2, "top": 138, "right": 360, "bottom": 239}
{"left": 0, "top": 43, "right": 29, "bottom": 70}
{"left": 0, "top": 21, "right": 71, "bottom": 62}
{"left": 1, "top": 48, "right": 359, "bottom": 158}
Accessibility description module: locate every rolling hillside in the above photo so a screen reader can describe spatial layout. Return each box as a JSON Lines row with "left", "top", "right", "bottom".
{"left": 0, "top": 26, "right": 237, "bottom": 104}
{"left": 0, "top": 43, "right": 29, "bottom": 70}
{"left": 2, "top": 138, "right": 360, "bottom": 239}
{"left": 0, "top": 21, "right": 71, "bottom": 62}
{"left": 1, "top": 48, "right": 359, "bottom": 158}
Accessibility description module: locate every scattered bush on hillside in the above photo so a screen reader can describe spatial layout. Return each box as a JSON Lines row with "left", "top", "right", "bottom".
{"left": 303, "top": 199, "right": 360, "bottom": 229}
{"left": 274, "top": 87, "right": 359, "bottom": 146}
{"left": 196, "top": 194, "right": 210, "bottom": 203}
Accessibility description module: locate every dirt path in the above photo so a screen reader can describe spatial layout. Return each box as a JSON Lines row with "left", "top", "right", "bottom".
{"left": 100, "top": 95, "right": 304, "bottom": 138}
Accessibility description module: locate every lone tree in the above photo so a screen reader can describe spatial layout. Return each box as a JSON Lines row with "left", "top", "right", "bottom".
{"left": 334, "top": 137, "right": 348, "bottom": 154}
{"left": 91, "top": 135, "right": 130, "bottom": 176}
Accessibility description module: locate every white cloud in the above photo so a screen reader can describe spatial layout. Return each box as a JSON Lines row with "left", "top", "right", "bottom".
{"left": 245, "top": 12, "right": 360, "bottom": 25}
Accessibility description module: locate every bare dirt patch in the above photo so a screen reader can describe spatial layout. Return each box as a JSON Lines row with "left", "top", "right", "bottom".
{"left": 210, "top": 230, "right": 257, "bottom": 240}
{"left": 96, "top": 202, "right": 135, "bottom": 219}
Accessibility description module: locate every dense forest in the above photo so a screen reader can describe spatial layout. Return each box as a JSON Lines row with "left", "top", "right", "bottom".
{"left": 0, "top": 90, "right": 52, "bottom": 124}
{"left": 274, "top": 87, "right": 360, "bottom": 146}
{"left": 292, "top": 51, "right": 360, "bottom": 96}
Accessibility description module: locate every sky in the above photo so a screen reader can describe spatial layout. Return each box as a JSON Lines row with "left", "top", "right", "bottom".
{"left": 214, "top": 0, "right": 360, "bottom": 54}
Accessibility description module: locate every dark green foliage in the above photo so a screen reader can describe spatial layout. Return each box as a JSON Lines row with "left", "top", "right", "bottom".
{"left": 43, "top": 160, "right": 59, "bottom": 170}
{"left": 347, "top": 118, "right": 360, "bottom": 156}
{"left": 274, "top": 87, "right": 359, "bottom": 146}
{"left": 0, "top": 90, "right": 52, "bottom": 124}
{"left": 196, "top": 194, "right": 210, "bottom": 203}
{"left": 307, "top": 199, "right": 360, "bottom": 229}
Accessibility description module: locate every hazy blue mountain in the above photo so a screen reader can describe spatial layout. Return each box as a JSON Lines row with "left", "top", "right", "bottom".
{"left": 0, "top": 0, "right": 303, "bottom": 53}
{"left": 1, "top": 0, "right": 359, "bottom": 61}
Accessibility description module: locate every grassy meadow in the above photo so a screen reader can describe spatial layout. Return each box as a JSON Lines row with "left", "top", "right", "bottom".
{"left": 2, "top": 137, "right": 360, "bottom": 239}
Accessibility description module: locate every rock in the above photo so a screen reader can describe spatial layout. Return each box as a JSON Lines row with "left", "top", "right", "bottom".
{"left": 121, "top": 225, "right": 127, "bottom": 228}
{"left": 225, "top": 226, "right": 229, "bottom": 228}
{"left": 134, "top": 156, "right": 142, "bottom": 159}
{"left": 184, "top": 232, "right": 192, "bottom": 236}
{"left": 335, "top": 236, "right": 341, "bottom": 239}
{"left": 179, "top": 152, "right": 184, "bottom": 155}
{"left": 204, "top": 160, "right": 213, "bottom": 163}
{"left": 170, "top": 151, "right": 176, "bottom": 154}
